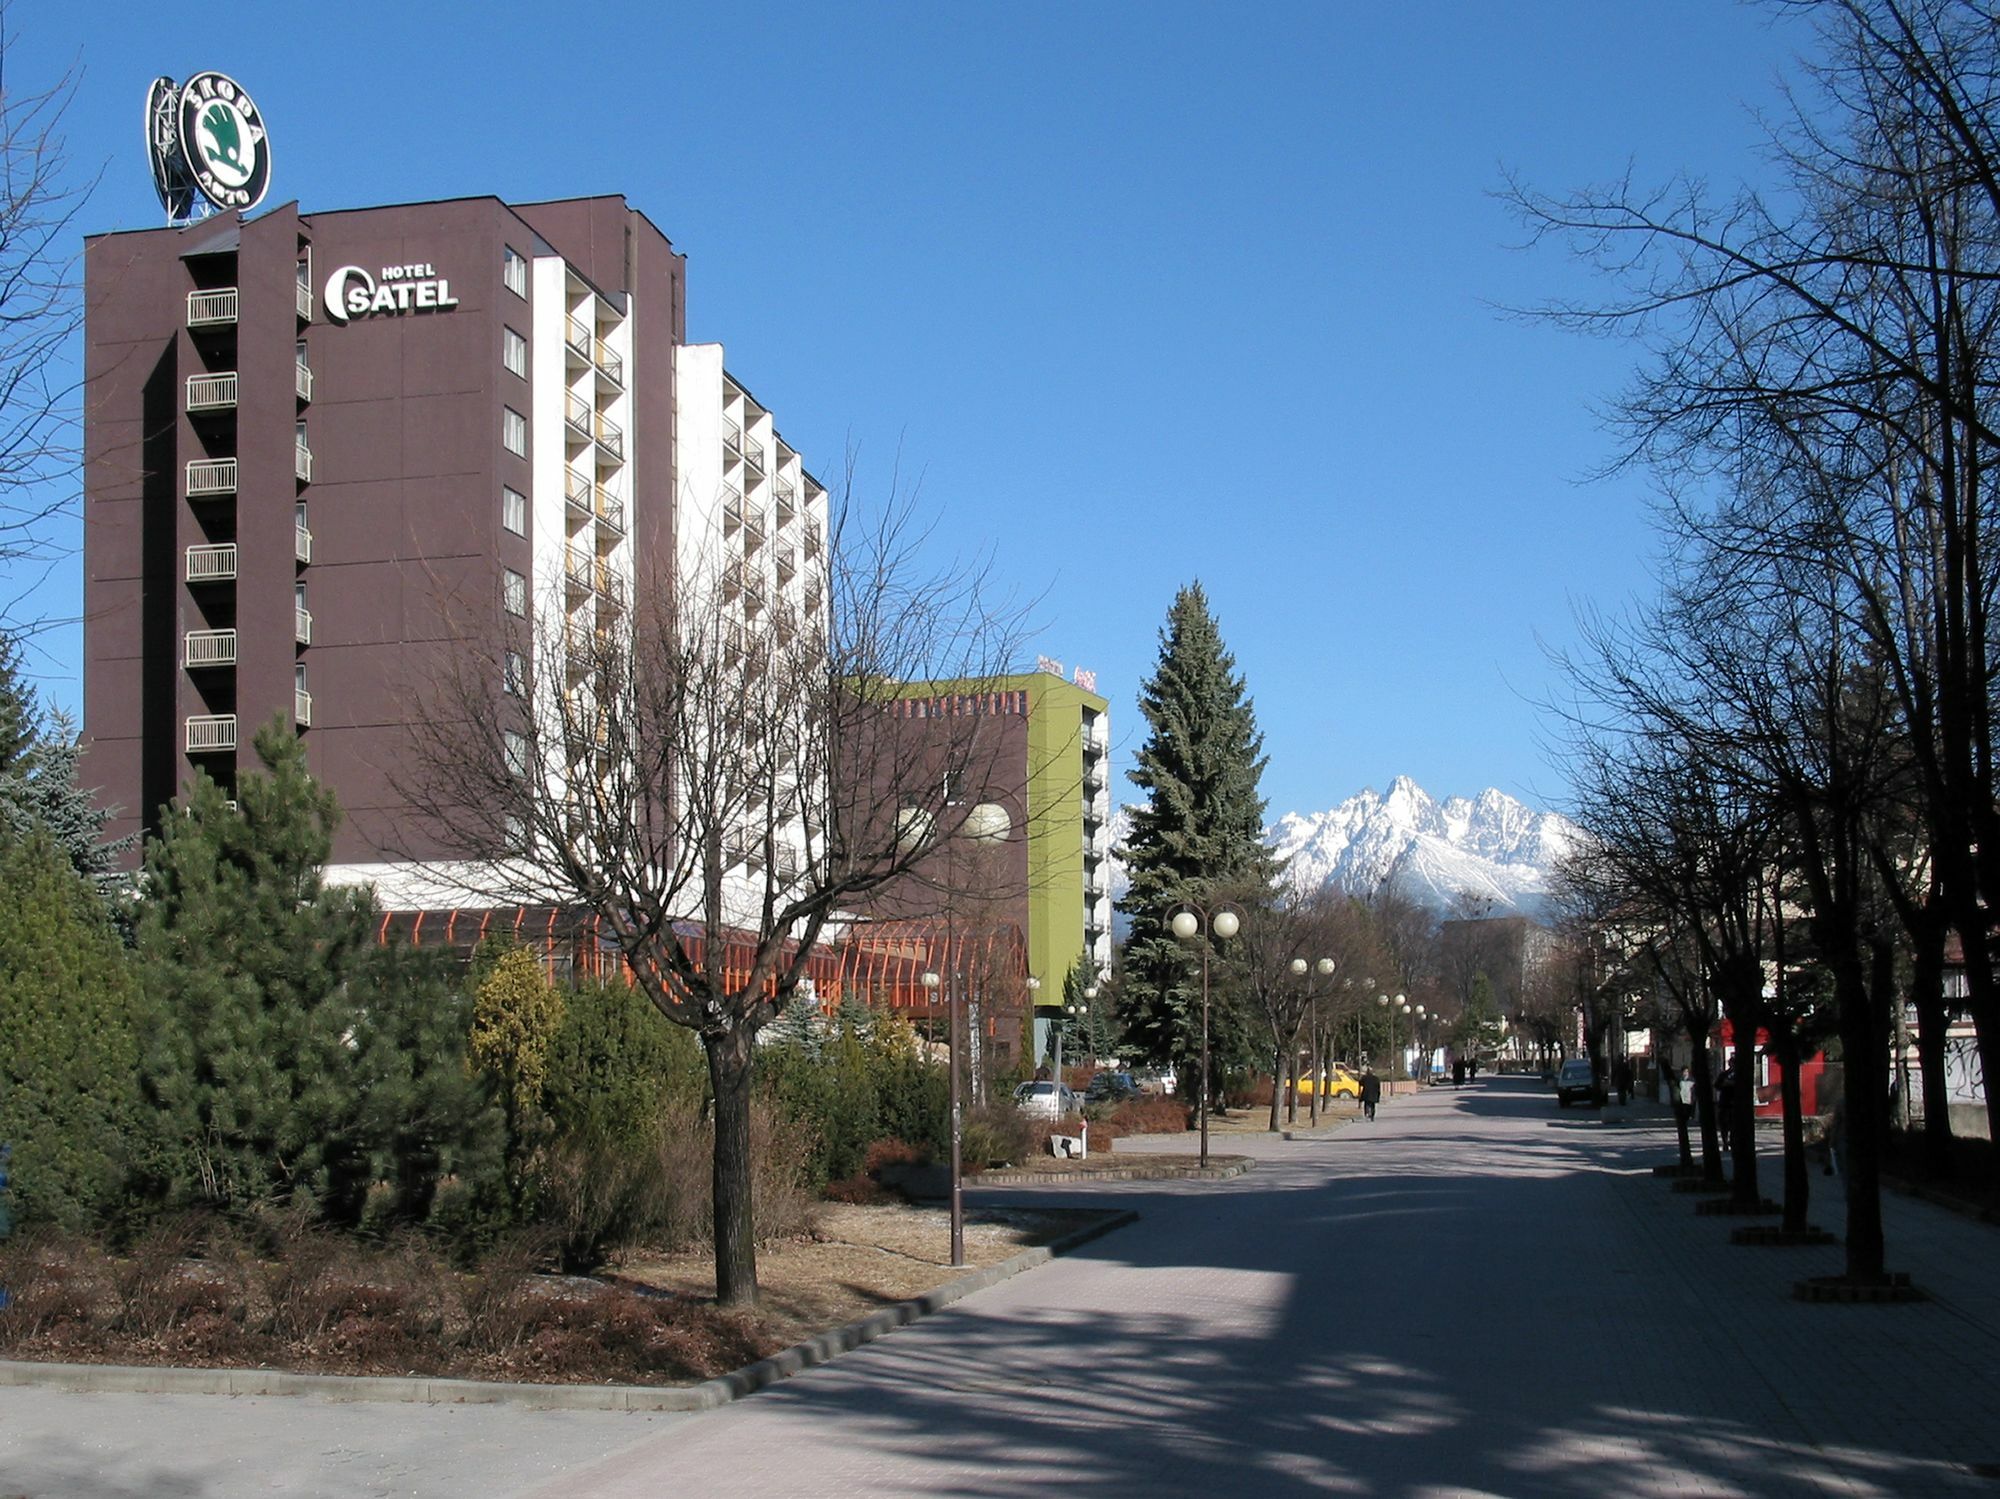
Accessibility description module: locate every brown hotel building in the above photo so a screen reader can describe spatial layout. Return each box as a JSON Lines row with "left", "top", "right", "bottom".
{"left": 82, "top": 194, "right": 828, "bottom": 903}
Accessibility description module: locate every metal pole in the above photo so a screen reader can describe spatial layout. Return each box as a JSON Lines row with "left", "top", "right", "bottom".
{"left": 949, "top": 968, "right": 964, "bottom": 1268}
{"left": 1199, "top": 945, "right": 1211, "bottom": 1168}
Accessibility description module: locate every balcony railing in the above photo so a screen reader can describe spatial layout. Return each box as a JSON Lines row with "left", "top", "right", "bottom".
{"left": 295, "top": 525, "right": 312, "bottom": 564}
{"left": 722, "top": 490, "right": 744, "bottom": 534}
{"left": 592, "top": 336, "right": 623, "bottom": 387}
{"left": 294, "top": 606, "right": 312, "bottom": 645}
{"left": 186, "top": 372, "right": 238, "bottom": 413}
{"left": 295, "top": 689, "right": 312, "bottom": 727}
{"left": 743, "top": 440, "right": 765, "bottom": 475}
{"left": 774, "top": 491, "right": 796, "bottom": 528}
{"left": 775, "top": 547, "right": 796, "bottom": 586}
{"left": 593, "top": 409, "right": 623, "bottom": 459}
{"left": 295, "top": 363, "right": 313, "bottom": 401}
{"left": 565, "top": 315, "right": 592, "bottom": 357}
{"left": 183, "top": 629, "right": 237, "bottom": 668}
{"left": 565, "top": 467, "right": 593, "bottom": 519}
{"left": 295, "top": 280, "right": 313, "bottom": 321}
{"left": 185, "top": 714, "right": 237, "bottom": 754}
{"left": 187, "top": 288, "right": 239, "bottom": 328}
{"left": 295, "top": 444, "right": 313, "bottom": 482}
{"left": 596, "top": 491, "right": 625, "bottom": 534}
{"left": 186, "top": 543, "right": 237, "bottom": 583}
{"left": 566, "top": 391, "right": 592, "bottom": 441}
{"left": 186, "top": 458, "right": 237, "bottom": 497}
{"left": 723, "top": 423, "right": 742, "bottom": 456}
{"left": 803, "top": 521, "right": 823, "bottom": 559}
{"left": 742, "top": 510, "right": 766, "bottom": 553}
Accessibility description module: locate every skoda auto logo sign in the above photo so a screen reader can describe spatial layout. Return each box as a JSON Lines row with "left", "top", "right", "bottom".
{"left": 177, "top": 71, "right": 270, "bottom": 213}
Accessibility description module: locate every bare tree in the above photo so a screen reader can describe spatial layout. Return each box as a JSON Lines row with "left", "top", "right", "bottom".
{"left": 403, "top": 492, "right": 1030, "bottom": 1306}
{"left": 0, "top": 47, "right": 91, "bottom": 628}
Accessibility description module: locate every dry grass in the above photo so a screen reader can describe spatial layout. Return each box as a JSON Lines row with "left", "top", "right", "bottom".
{"left": 0, "top": 1203, "right": 1112, "bottom": 1387}
{"left": 615, "top": 1203, "right": 1110, "bottom": 1350}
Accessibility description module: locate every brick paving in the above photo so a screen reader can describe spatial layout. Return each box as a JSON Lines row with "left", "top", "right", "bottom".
{"left": 3, "top": 1076, "right": 1997, "bottom": 1497}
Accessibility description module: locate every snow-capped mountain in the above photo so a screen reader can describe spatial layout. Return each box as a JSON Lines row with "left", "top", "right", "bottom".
{"left": 1268, "top": 777, "right": 1577, "bottom": 917}
{"left": 1105, "top": 777, "right": 1577, "bottom": 923}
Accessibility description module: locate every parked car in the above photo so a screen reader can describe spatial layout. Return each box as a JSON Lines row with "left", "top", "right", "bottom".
{"left": 1012, "top": 1081, "right": 1083, "bottom": 1118}
{"left": 1133, "top": 1067, "right": 1179, "bottom": 1096}
{"left": 1297, "top": 1063, "right": 1365, "bottom": 1099}
{"left": 1085, "top": 1072, "right": 1140, "bottom": 1105}
{"left": 1554, "top": 1057, "right": 1603, "bottom": 1108}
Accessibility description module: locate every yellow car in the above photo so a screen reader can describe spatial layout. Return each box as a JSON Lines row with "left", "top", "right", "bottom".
{"left": 1297, "top": 1064, "right": 1364, "bottom": 1099}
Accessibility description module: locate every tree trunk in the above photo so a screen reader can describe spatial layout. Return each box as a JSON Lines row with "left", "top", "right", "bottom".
{"left": 1688, "top": 1042, "right": 1723, "bottom": 1185}
{"left": 1909, "top": 925, "right": 1955, "bottom": 1176}
{"left": 1269, "top": 1042, "right": 1284, "bottom": 1132}
{"left": 704, "top": 1021, "right": 759, "bottom": 1308}
{"left": 1727, "top": 1013, "right": 1761, "bottom": 1211}
{"left": 1838, "top": 944, "right": 1889, "bottom": 1283}
{"left": 1771, "top": 1023, "right": 1809, "bottom": 1234}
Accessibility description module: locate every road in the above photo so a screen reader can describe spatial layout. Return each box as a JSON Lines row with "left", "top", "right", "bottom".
{"left": 4, "top": 1076, "right": 1998, "bottom": 1497}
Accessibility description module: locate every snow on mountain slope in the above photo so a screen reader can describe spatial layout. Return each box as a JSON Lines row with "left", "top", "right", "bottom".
{"left": 1107, "top": 778, "right": 1577, "bottom": 927}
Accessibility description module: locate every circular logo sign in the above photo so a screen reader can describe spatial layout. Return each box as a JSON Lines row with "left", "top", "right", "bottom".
{"left": 176, "top": 71, "right": 270, "bottom": 213}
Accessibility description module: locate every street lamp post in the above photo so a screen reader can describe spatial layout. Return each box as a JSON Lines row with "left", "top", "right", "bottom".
{"left": 919, "top": 968, "right": 962, "bottom": 1267}
{"left": 1378, "top": 992, "right": 1409, "bottom": 1091}
{"left": 1289, "top": 956, "right": 1335, "bottom": 1123}
{"left": 1169, "top": 900, "right": 1242, "bottom": 1167}
{"left": 1414, "top": 1004, "right": 1428, "bottom": 1085}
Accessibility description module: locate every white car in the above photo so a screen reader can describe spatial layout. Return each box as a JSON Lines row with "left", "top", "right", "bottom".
{"left": 1012, "top": 1081, "right": 1083, "bottom": 1118}
{"left": 1133, "top": 1067, "right": 1178, "bottom": 1096}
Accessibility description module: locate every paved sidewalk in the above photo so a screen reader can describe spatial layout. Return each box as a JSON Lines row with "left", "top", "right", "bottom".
{"left": 3, "top": 1077, "right": 1996, "bottom": 1497}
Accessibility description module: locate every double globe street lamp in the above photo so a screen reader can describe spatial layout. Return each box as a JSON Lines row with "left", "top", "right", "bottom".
{"left": 1378, "top": 991, "right": 1410, "bottom": 1091}
{"left": 1289, "top": 955, "right": 1336, "bottom": 1122}
{"left": 1169, "top": 900, "right": 1242, "bottom": 1167}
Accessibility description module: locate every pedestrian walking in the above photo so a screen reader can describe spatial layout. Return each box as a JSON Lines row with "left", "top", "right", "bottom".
{"left": 1360, "top": 1067, "right": 1381, "bottom": 1121}
{"left": 1824, "top": 1089, "right": 1848, "bottom": 1177}
{"left": 1613, "top": 1057, "right": 1632, "bottom": 1106}
{"left": 1716, "top": 1070, "right": 1737, "bottom": 1151}
{"left": 1452, "top": 1057, "right": 1465, "bottom": 1088}
{"left": 1673, "top": 1067, "right": 1694, "bottom": 1126}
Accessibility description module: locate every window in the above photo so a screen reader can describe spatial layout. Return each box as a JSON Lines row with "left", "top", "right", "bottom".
{"left": 295, "top": 339, "right": 309, "bottom": 371}
{"left": 295, "top": 581, "right": 307, "bottom": 610}
{"left": 502, "top": 485, "right": 527, "bottom": 536}
{"left": 295, "top": 663, "right": 308, "bottom": 693}
{"left": 504, "top": 650, "right": 526, "bottom": 696}
{"left": 504, "top": 729, "right": 528, "bottom": 779}
{"left": 503, "top": 326, "right": 527, "bottom": 378}
{"left": 503, "top": 568, "right": 526, "bottom": 616}
{"left": 503, "top": 245, "right": 527, "bottom": 298}
{"left": 503, "top": 407, "right": 527, "bottom": 456}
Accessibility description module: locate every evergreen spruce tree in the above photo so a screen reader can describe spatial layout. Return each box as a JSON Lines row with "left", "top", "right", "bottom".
{"left": 0, "top": 630, "right": 37, "bottom": 773}
{"left": 136, "top": 720, "right": 379, "bottom": 1214}
{"left": 0, "top": 828, "right": 148, "bottom": 1229}
{"left": 0, "top": 710, "right": 135, "bottom": 894}
{"left": 1115, "top": 583, "right": 1278, "bottom": 1079}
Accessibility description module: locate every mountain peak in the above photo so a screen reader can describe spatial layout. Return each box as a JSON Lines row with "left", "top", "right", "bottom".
{"left": 1269, "top": 777, "right": 1576, "bottom": 917}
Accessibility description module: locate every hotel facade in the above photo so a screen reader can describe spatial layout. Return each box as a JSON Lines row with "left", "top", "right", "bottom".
{"left": 82, "top": 193, "right": 826, "bottom": 906}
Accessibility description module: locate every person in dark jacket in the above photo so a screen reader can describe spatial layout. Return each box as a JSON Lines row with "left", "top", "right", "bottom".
{"left": 1359, "top": 1068, "right": 1382, "bottom": 1121}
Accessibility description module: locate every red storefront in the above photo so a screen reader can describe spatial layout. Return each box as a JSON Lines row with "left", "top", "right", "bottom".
{"left": 1718, "top": 1018, "right": 1828, "bottom": 1117}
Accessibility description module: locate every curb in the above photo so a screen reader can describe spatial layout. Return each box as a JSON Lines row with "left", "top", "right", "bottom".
{"left": 975, "top": 1159, "right": 1253, "bottom": 1185}
{"left": 1881, "top": 1173, "right": 2000, "bottom": 1227}
{"left": 0, "top": 1209, "right": 1139, "bottom": 1412}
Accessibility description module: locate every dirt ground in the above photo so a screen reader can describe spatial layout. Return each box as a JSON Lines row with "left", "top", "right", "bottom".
{"left": 615, "top": 1203, "right": 1117, "bottom": 1350}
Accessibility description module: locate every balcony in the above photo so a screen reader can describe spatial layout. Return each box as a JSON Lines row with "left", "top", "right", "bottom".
{"left": 186, "top": 458, "right": 237, "bottom": 498}
{"left": 743, "top": 440, "right": 765, "bottom": 476}
{"left": 723, "top": 423, "right": 742, "bottom": 457}
{"left": 565, "top": 467, "right": 594, "bottom": 521}
{"left": 803, "top": 521, "right": 822, "bottom": 559}
{"left": 565, "top": 315, "right": 592, "bottom": 359}
{"left": 722, "top": 489, "right": 744, "bottom": 535}
{"left": 185, "top": 543, "right": 238, "bottom": 583}
{"left": 593, "top": 409, "right": 624, "bottom": 460}
{"left": 595, "top": 491, "right": 625, "bottom": 535}
{"left": 295, "top": 524, "right": 312, "bottom": 564}
{"left": 742, "top": 509, "right": 766, "bottom": 554}
{"left": 295, "top": 363, "right": 313, "bottom": 402}
{"left": 183, "top": 629, "right": 237, "bottom": 668}
{"left": 187, "top": 288, "right": 239, "bottom": 329}
{"left": 565, "top": 548, "right": 610, "bottom": 598}
{"left": 185, "top": 714, "right": 237, "bottom": 754}
{"left": 294, "top": 606, "right": 312, "bottom": 645}
{"left": 295, "top": 689, "right": 312, "bottom": 727}
{"left": 295, "top": 279, "right": 313, "bottom": 322}
{"left": 774, "top": 490, "right": 796, "bottom": 528}
{"left": 186, "top": 372, "right": 238, "bottom": 414}
{"left": 295, "top": 444, "right": 313, "bottom": 483}
{"left": 565, "top": 391, "right": 592, "bottom": 442}
{"left": 592, "top": 335, "right": 623, "bottom": 387}
{"left": 775, "top": 547, "right": 796, "bottom": 587}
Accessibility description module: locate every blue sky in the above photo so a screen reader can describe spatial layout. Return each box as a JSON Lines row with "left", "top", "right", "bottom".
{"left": 12, "top": 0, "right": 1817, "bottom": 818}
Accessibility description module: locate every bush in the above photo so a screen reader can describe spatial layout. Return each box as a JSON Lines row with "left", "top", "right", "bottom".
{"left": 758, "top": 1010, "right": 947, "bottom": 1188}
{"left": 959, "top": 1103, "right": 1036, "bottom": 1170}
{"left": 1107, "top": 1095, "right": 1190, "bottom": 1134}
{"left": 0, "top": 831, "right": 150, "bottom": 1230}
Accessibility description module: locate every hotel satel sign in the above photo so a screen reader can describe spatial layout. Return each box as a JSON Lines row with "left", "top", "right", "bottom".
{"left": 324, "top": 263, "right": 462, "bottom": 324}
